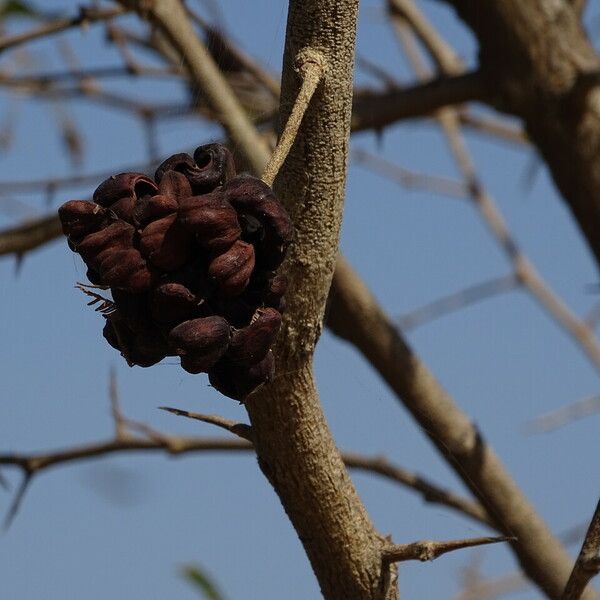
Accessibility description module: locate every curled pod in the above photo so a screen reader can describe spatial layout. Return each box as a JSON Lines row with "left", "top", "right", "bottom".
{"left": 99, "top": 247, "right": 153, "bottom": 293}
{"left": 149, "top": 283, "right": 199, "bottom": 324}
{"left": 93, "top": 172, "right": 158, "bottom": 208}
{"left": 157, "top": 170, "right": 192, "bottom": 203}
{"left": 224, "top": 175, "right": 293, "bottom": 269}
{"left": 178, "top": 190, "right": 241, "bottom": 252}
{"left": 168, "top": 316, "right": 231, "bottom": 372}
{"left": 208, "top": 240, "right": 255, "bottom": 297}
{"left": 58, "top": 200, "right": 107, "bottom": 240}
{"left": 226, "top": 307, "right": 281, "bottom": 366}
{"left": 77, "top": 221, "right": 135, "bottom": 270}
{"left": 111, "top": 288, "right": 152, "bottom": 332}
{"left": 212, "top": 296, "right": 256, "bottom": 329}
{"left": 208, "top": 351, "right": 275, "bottom": 401}
{"left": 133, "top": 193, "right": 179, "bottom": 229}
{"left": 139, "top": 213, "right": 193, "bottom": 271}
{"left": 103, "top": 316, "right": 167, "bottom": 368}
{"left": 191, "top": 143, "right": 236, "bottom": 190}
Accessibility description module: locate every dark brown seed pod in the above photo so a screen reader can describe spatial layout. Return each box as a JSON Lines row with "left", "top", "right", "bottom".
{"left": 157, "top": 170, "right": 192, "bottom": 202}
{"left": 168, "top": 316, "right": 231, "bottom": 372}
{"left": 192, "top": 143, "right": 236, "bottom": 190}
{"left": 103, "top": 317, "right": 167, "bottom": 367}
{"left": 178, "top": 189, "right": 241, "bottom": 252}
{"left": 139, "top": 213, "right": 193, "bottom": 271}
{"left": 111, "top": 288, "right": 151, "bottom": 332}
{"left": 77, "top": 221, "right": 135, "bottom": 270}
{"left": 207, "top": 240, "right": 255, "bottom": 297}
{"left": 226, "top": 307, "right": 281, "bottom": 366}
{"left": 99, "top": 247, "right": 153, "bottom": 292}
{"left": 133, "top": 193, "right": 179, "bottom": 229}
{"left": 149, "top": 283, "right": 198, "bottom": 324}
{"left": 223, "top": 175, "right": 293, "bottom": 269}
{"left": 208, "top": 351, "right": 275, "bottom": 401}
{"left": 58, "top": 200, "right": 107, "bottom": 240}
{"left": 93, "top": 173, "right": 158, "bottom": 210}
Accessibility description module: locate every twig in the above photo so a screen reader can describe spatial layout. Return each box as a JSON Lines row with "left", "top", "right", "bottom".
{"left": 382, "top": 535, "right": 514, "bottom": 564}
{"left": 562, "top": 500, "right": 600, "bottom": 600}
{"left": 0, "top": 213, "right": 62, "bottom": 257}
{"left": 341, "top": 451, "right": 491, "bottom": 526}
{"left": 0, "top": 6, "right": 126, "bottom": 54}
{"left": 109, "top": 367, "right": 127, "bottom": 440}
{"left": 396, "top": 274, "right": 519, "bottom": 331}
{"left": 527, "top": 395, "right": 600, "bottom": 433}
{"left": 159, "top": 406, "right": 254, "bottom": 442}
{"left": 262, "top": 49, "right": 327, "bottom": 187}
{"left": 353, "top": 148, "right": 468, "bottom": 199}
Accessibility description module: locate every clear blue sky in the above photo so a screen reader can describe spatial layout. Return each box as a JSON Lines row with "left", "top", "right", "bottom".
{"left": 1, "top": 1, "right": 599, "bottom": 598}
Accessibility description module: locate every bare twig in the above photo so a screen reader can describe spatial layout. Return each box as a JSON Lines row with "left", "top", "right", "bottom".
{"left": 342, "top": 451, "right": 491, "bottom": 526}
{"left": 382, "top": 536, "right": 514, "bottom": 564}
{"left": 0, "top": 213, "right": 62, "bottom": 257}
{"left": 159, "top": 407, "right": 254, "bottom": 442}
{"left": 262, "top": 49, "right": 326, "bottom": 187}
{"left": 562, "top": 500, "right": 600, "bottom": 600}
{"left": 527, "top": 395, "right": 600, "bottom": 433}
{"left": 396, "top": 274, "right": 519, "bottom": 331}
{"left": 353, "top": 148, "right": 468, "bottom": 199}
{"left": 0, "top": 5, "right": 126, "bottom": 53}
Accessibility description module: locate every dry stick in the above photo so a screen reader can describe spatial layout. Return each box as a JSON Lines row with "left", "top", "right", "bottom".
{"left": 527, "top": 395, "right": 600, "bottom": 433}
{"left": 159, "top": 406, "right": 254, "bottom": 443}
{"left": 396, "top": 274, "right": 519, "bottom": 331}
{"left": 383, "top": 536, "right": 514, "bottom": 565}
{"left": 0, "top": 435, "right": 492, "bottom": 529}
{"left": 0, "top": 5, "right": 126, "bottom": 54}
{"left": 261, "top": 49, "right": 326, "bottom": 187}
{"left": 562, "top": 500, "right": 600, "bottom": 600}
{"left": 353, "top": 148, "right": 469, "bottom": 199}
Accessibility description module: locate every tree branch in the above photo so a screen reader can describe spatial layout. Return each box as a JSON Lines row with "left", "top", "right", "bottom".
{"left": 0, "top": 5, "right": 126, "bottom": 54}
{"left": 562, "top": 500, "right": 600, "bottom": 600}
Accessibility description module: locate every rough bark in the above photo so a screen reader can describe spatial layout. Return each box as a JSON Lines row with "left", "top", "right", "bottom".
{"left": 244, "top": 2, "right": 397, "bottom": 598}
{"left": 440, "top": 0, "right": 600, "bottom": 269}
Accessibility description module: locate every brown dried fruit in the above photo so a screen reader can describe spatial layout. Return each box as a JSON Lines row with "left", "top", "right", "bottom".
{"left": 168, "top": 316, "right": 231, "bottom": 372}
{"left": 103, "top": 317, "right": 167, "bottom": 367}
{"left": 226, "top": 307, "right": 281, "bottom": 366}
{"left": 208, "top": 351, "right": 275, "bottom": 401}
{"left": 224, "top": 175, "right": 293, "bottom": 269}
{"left": 139, "top": 213, "right": 193, "bottom": 271}
{"left": 93, "top": 173, "right": 158, "bottom": 208}
{"left": 178, "top": 189, "right": 241, "bottom": 252}
{"left": 149, "top": 283, "right": 198, "bottom": 324}
{"left": 133, "top": 193, "right": 179, "bottom": 229}
{"left": 157, "top": 170, "right": 192, "bottom": 202}
{"left": 77, "top": 221, "right": 135, "bottom": 270}
{"left": 58, "top": 200, "right": 107, "bottom": 240}
{"left": 208, "top": 240, "right": 255, "bottom": 297}
{"left": 99, "top": 248, "right": 153, "bottom": 292}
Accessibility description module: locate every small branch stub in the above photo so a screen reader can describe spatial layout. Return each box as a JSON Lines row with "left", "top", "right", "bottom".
{"left": 261, "top": 49, "right": 327, "bottom": 187}
{"left": 382, "top": 535, "right": 515, "bottom": 565}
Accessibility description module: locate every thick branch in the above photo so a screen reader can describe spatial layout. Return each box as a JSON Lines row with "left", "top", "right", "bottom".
{"left": 562, "top": 500, "right": 600, "bottom": 600}
{"left": 440, "top": 0, "right": 600, "bottom": 271}
{"left": 327, "top": 256, "right": 597, "bottom": 600}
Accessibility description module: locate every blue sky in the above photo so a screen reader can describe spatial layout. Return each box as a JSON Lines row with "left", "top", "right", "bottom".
{"left": 1, "top": 1, "right": 599, "bottom": 598}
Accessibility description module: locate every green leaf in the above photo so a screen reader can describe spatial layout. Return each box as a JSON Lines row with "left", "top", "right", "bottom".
{"left": 181, "top": 565, "right": 226, "bottom": 600}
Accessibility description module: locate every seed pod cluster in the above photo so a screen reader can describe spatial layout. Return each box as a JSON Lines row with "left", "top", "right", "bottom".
{"left": 59, "top": 143, "right": 292, "bottom": 401}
